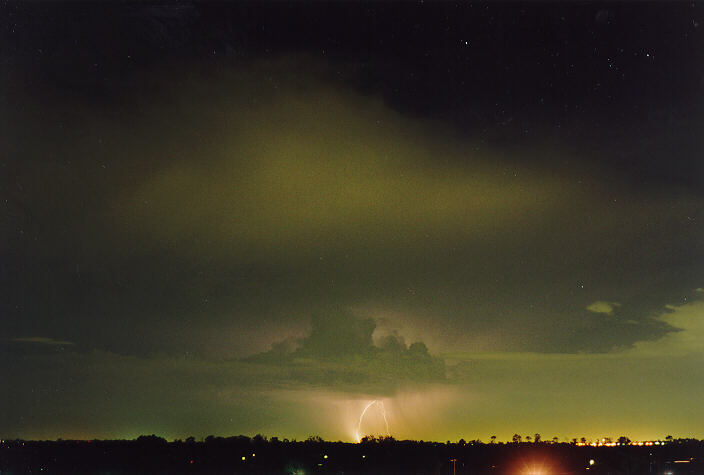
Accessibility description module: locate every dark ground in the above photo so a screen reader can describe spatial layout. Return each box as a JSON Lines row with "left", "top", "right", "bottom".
{"left": 1, "top": 436, "right": 702, "bottom": 474}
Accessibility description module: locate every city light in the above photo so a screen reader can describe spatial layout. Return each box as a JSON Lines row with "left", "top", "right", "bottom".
{"left": 576, "top": 440, "right": 663, "bottom": 447}
{"left": 522, "top": 469, "right": 547, "bottom": 475}
{"left": 512, "top": 458, "right": 557, "bottom": 475}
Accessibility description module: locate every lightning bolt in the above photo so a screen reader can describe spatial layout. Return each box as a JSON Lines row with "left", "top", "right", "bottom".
{"left": 355, "top": 400, "right": 376, "bottom": 442}
{"left": 378, "top": 400, "right": 390, "bottom": 436}
{"left": 355, "top": 400, "right": 391, "bottom": 442}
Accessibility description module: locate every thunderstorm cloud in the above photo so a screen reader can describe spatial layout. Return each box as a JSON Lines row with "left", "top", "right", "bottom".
{"left": 3, "top": 2, "right": 704, "bottom": 441}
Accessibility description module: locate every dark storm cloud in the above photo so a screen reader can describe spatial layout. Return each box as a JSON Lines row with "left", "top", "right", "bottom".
{"left": 5, "top": 2, "right": 703, "bottom": 189}
{"left": 2, "top": 56, "right": 703, "bottom": 361}
{"left": 248, "top": 308, "right": 445, "bottom": 392}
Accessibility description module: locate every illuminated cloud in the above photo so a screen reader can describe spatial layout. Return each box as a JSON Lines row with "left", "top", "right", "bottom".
{"left": 627, "top": 299, "right": 704, "bottom": 357}
{"left": 248, "top": 308, "right": 446, "bottom": 393}
{"left": 586, "top": 301, "right": 620, "bottom": 315}
{"left": 113, "top": 63, "right": 570, "bottom": 261}
{"left": 3, "top": 47, "right": 704, "bottom": 441}
{"left": 6, "top": 56, "right": 701, "bottom": 360}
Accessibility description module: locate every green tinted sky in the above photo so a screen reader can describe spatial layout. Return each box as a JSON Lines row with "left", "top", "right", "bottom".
{"left": 2, "top": 3, "right": 703, "bottom": 442}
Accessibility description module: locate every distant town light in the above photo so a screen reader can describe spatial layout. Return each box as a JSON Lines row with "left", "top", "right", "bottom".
{"left": 589, "top": 459, "right": 595, "bottom": 466}
{"left": 523, "top": 468, "right": 547, "bottom": 475}
{"left": 323, "top": 454, "right": 328, "bottom": 459}
{"left": 241, "top": 456, "right": 246, "bottom": 461}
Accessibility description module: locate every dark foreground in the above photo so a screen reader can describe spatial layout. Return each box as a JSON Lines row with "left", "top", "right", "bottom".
{"left": 1, "top": 436, "right": 702, "bottom": 474}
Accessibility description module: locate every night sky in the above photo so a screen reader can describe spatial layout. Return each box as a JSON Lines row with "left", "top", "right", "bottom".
{"left": 2, "top": 2, "right": 704, "bottom": 442}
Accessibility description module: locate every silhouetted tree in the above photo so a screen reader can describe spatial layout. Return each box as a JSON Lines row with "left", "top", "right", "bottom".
{"left": 512, "top": 434, "right": 522, "bottom": 444}
{"left": 490, "top": 435, "right": 497, "bottom": 444}
{"left": 534, "top": 433, "right": 541, "bottom": 443}
{"left": 136, "top": 435, "right": 167, "bottom": 445}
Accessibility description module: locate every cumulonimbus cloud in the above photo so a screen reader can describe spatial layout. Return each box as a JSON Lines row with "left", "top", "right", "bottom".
{"left": 247, "top": 308, "right": 446, "bottom": 393}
